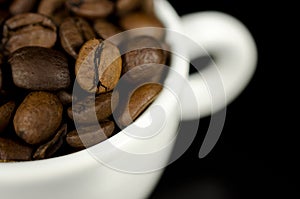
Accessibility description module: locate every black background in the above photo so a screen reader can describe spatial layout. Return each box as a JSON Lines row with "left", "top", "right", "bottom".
{"left": 150, "top": 0, "right": 298, "bottom": 198}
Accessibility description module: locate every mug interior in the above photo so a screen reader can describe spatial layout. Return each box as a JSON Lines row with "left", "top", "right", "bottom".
{"left": 0, "top": 0, "right": 189, "bottom": 174}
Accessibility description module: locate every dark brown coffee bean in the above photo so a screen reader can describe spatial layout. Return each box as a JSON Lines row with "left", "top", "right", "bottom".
{"left": 68, "top": 92, "right": 112, "bottom": 124}
{"left": 122, "top": 36, "right": 167, "bottom": 78}
{"left": 60, "top": 17, "right": 96, "bottom": 59}
{"left": 66, "top": 120, "right": 114, "bottom": 149}
{"left": 13, "top": 92, "right": 63, "bottom": 145}
{"left": 9, "top": 47, "right": 70, "bottom": 90}
{"left": 57, "top": 90, "right": 74, "bottom": 105}
{"left": 116, "top": 0, "right": 141, "bottom": 16}
{"left": 75, "top": 39, "right": 122, "bottom": 94}
{"left": 66, "top": 0, "right": 114, "bottom": 19}
{"left": 0, "top": 101, "right": 16, "bottom": 133}
{"left": 0, "top": 138, "right": 33, "bottom": 161}
{"left": 117, "top": 83, "right": 162, "bottom": 128}
{"left": 93, "top": 19, "right": 122, "bottom": 40}
{"left": 2, "top": 13, "right": 57, "bottom": 54}
{"left": 33, "top": 124, "right": 67, "bottom": 160}
{"left": 119, "top": 12, "right": 165, "bottom": 40}
{"left": 9, "top": 0, "right": 38, "bottom": 15}
{"left": 38, "top": 0, "right": 70, "bottom": 25}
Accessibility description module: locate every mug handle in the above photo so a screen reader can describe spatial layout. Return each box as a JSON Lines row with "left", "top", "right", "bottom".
{"left": 179, "top": 12, "right": 257, "bottom": 120}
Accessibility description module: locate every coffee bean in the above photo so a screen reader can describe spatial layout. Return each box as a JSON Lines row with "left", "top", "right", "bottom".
{"left": 0, "top": 0, "right": 167, "bottom": 161}
{"left": 9, "top": 0, "right": 37, "bottom": 15}
{"left": 2, "top": 13, "right": 57, "bottom": 54}
{"left": 122, "top": 36, "right": 167, "bottom": 82}
{"left": 0, "top": 138, "right": 33, "bottom": 161}
{"left": 9, "top": 46, "right": 70, "bottom": 90}
{"left": 0, "top": 101, "right": 16, "bottom": 133}
{"left": 116, "top": 0, "right": 142, "bottom": 16}
{"left": 116, "top": 83, "right": 162, "bottom": 128}
{"left": 33, "top": 124, "right": 67, "bottom": 160}
{"left": 13, "top": 92, "right": 63, "bottom": 145}
{"left": 60, "top": 17, "right": 96, "bottom": 59}
{"left": 66, "top": 120, "right": 114, "bottom": 149}
{"left": 75, "top": 39, "right": 122, "bottom": 94}
{"left": 38, "top": 0, "right": 69, "bottom": 25}
{"left": 66, "top": 0, "right": 114, "bottom": 19}
{"left": 93, "top": 19, "right": 122, "bottom": 40}
{"left": 119, "top": 12, "right": 165, "bottom": 40}
{"left": 68, "top": 92, "right": 113, "bottom": 124}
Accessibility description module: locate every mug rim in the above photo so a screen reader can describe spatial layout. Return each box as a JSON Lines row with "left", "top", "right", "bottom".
{"left": 0, "top": 0, "right": 189, "bottom": 172}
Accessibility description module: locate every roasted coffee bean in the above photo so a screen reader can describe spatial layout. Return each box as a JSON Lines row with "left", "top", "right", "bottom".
{"left": 116, "top": 83, "right": 162, "bottom": 128}
{"left": 0, "top": 138, "right": 33, "bottom": 161}
{"left": 0, "top": 101, "right": 15, "bottom": 133}
{"left": 57, "top": 90, "right": 74, "bottom": 105}
{"left": 38, "top": 0, "right": 69, "bottom": 25}
{"left": 2, "top": 13, "right": 57, "bottom": 54}
{"left": 66, "top": 120, "right": 114, "bottom": 149}
{"left": 66, "top": 0, "right": 114, "bottom": 19}
{"left": 33, "top": 124, "right": 67, "bottom": 160}
{"left": 93, "top": 19, "right": 122, "bottom": 40}
{"left": 9, "top": 47, "right": 70, "bottom": 90}
{"left": 116, "top": 0, "right": 141, "bottom": 16}
{"left": 122, "top": 36, "right": 167, "bottom": 81}
{"left": 13, "top": 92, "right": 63, "bottom": 145}
{"left": 9, "top": 0, "right": 38, "bottom": 15}
{"left": 119, "top": 12, "right": 165, "bottom": 40}
{"left": 68, "top": 92, "right": 112, "bottom": 124}
{"left": 60, "top": 17, "right": 96, "bottom": 59}
{"left": 75, "top": 39, "right": 122, "bottom": 94}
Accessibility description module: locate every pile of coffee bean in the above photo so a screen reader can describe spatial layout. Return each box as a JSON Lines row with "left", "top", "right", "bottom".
{"left": 0, "top": 0, "right": 168, "bottom": 162}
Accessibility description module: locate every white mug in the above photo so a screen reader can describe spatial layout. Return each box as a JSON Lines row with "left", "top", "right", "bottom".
{"left": 0, "top": 0, "right": 257, "bottom": 198}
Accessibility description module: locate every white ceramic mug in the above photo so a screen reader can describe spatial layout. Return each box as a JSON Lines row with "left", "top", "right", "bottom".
{"left": 0, "top": 0, "right": 257, "bottom": 198}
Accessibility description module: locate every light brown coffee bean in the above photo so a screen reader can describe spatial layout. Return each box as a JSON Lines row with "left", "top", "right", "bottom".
{"left": 2, "top": 13, "right": 57, "bottom": 54}
{"left": 93, "top": 19, "right": 122, "bottom": 40}
{"left": 9, "top": 0, "right": 37, "bottom": 15}
{"left": 75, "top": 39, "right": 122, "bottom": 94}
{"left": 0, "top": 101, "right": 16, "bottom": 133}
{"left": 60, "top": 17, "right": 96, "bottom": 59}
{"left": 9, "top": 47, "right": 70, "bottom": 91}
{"left": 116, "top": 0, "right": 142, "bottom": 16}
{"left": 66, "top": 0, "right": 114, "bottom": 19}
{"left": 66, "top": 120, "right": 114, "bottom": 149}
{"left": 13, "top": 92, "right": 63, "bottom": 145}
{"left": 0, "top": 138, "right": 33, "bottom": 161}
{"left": 68, "top": 92, "right": 112, "bottom": 124}
{"left": 33, "top": 124, "right": 67, "bottom": 160}
{"left": 122, "top": 36, "right": 167, "bottom": 82}
{"left": 116, "top": 83, "right": 162, "bottom": 128}
{"left": 119, "top": 12, "right": 165, "bottom": 40}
